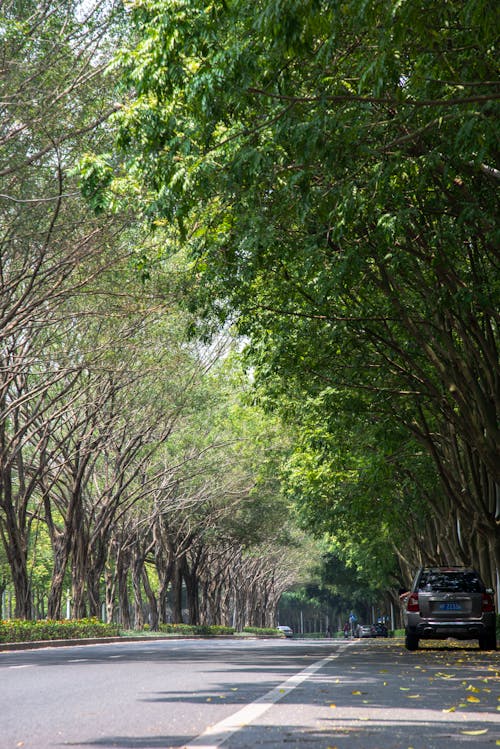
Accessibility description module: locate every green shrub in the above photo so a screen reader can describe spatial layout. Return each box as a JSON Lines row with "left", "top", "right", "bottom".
{"left": 242, "top": 626, "right": 281, "bottom": 636}
{"left": 0, "top": 618, "right": 119, "bottom": 643}
{"left": 157, "top": 623, "right": 235, "bottom": 636}
{"left": 207, "top": 625, "right": 235, "bottom": 636}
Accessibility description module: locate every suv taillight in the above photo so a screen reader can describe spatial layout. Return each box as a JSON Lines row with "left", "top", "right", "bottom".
{"left": 406, "top": 592, "right": 419, "bottom": 612}
{"left": 482, "top": 593, "right": 494, "bottom": 612}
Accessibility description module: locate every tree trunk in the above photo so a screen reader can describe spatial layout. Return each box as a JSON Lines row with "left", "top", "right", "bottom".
{"left": 183, "top": 565, "right": 199, "bottom": 625}
{"left": 86, "top": 573, "right": 101, "bottom": 619}
{"left": 117, "top": 552, "right": 131, "bottom": 630}
{"left": 71, "top": 531, "right": 87, "bottom": 619}
{"left": 105, "top": 564, "right": 116, "bottom": 624}
{"left": 8, "top": 548, "right": 32, "bottom": 620}
{"left": 0, "top": 491, "right": 33, "bottom": 619}
{"left": 46, "top": 525, "right": 71, "bottom": 620}
{"left": 170, "top": 560, "right": 183, "bottom": 623}
{"left": 132, "top": 551, "right": 144, "bottom": 630}
{"left": 142, "top": 566, "right": 158, "bottom": 630}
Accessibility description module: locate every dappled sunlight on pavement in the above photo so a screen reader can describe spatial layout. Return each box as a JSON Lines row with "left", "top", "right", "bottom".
{"left": 217, "top": 639, "right": 500, "bottom": 749}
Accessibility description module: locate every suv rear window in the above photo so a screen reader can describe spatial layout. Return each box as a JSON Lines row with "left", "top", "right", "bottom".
{"left": 417, "top": 570, "right": 484, "bottom": 593}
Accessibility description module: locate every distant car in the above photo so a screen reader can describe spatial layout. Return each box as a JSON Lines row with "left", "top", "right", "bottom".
{"left": 357, "top": 624, "right": 375, "bottom": 638}
{"left": 402, "top": 566, "right": 497, "bottom": 651}
{"left": 374, "top": 623, "right": 388, "bottom": 637}
{"left": 277, "top": 625, "right": 293, "bottom": 638}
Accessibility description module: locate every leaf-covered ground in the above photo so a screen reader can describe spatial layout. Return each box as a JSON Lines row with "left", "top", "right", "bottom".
{"left": 317, "top": 639, "right": 500, "bottom": 748}
{"left": 220, "top": 638, "right": 500, "bottom": 749}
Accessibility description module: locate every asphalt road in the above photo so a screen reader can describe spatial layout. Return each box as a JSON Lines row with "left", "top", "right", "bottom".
{"left": 1, "top": 637, "right": 499, "bottom": 749}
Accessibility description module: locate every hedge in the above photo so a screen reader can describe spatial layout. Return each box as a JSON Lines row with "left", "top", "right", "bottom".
{"left": 158, "top": 623, "right": 235, "bottom": 636}
{"left": 0, "top": 617, "right": 119, "bottom": 643}
{"left": 242, "top": 626, "right": 282, "bottom": 636}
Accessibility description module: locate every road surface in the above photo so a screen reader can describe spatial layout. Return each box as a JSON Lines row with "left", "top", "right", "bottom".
{"left": 1, "top": 636, "right": 499, "bottom": 748}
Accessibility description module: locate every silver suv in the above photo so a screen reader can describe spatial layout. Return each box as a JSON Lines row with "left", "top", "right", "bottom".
{"left": 403, "top": 566, "right": 497, "bottom": 651}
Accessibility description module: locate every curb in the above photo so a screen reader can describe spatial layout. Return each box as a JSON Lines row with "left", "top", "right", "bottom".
{"left": 0, "top": 635, "right": 155, "bottom": 652}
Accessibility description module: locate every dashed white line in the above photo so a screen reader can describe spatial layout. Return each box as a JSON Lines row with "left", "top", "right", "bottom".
{"left": 183, "top": 650, "right": 342, "bottom": 749}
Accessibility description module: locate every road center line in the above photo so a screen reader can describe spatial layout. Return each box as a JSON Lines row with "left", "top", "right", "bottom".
{"left": 183, "top": 648, "right": 343, "bottom": 749}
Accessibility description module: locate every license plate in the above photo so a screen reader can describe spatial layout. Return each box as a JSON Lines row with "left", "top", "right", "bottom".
{"left": 438, "top": 602, "right": 462, "bottom": 611}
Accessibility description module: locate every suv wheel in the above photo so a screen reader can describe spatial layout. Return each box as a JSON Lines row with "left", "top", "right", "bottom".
{"left": 478, "top": 631, "right": 497, "bottom": 651}
{"left": 405, "top": 632, "right": 419, "bottom": 651}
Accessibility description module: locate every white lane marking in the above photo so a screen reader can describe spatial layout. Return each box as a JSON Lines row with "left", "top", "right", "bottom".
{"left": 67, "top": 658, "right": 88, "bottom": 662}
{"left": 8, "top": 664, "right": 32, "bottom": 669}
{"left": 183, "top": 650, "right": 341, "bottom": 749}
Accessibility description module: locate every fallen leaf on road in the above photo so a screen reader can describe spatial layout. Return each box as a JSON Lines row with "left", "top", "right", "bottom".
{"left": 442, "top": 707, "right": 456, "bottom": 713}
{"left": 460, "top": 729, "right": 488, "bottom": 735}
{"left": 466, "top": 696, "right": 480, "bottom": 703}
{"left": 466, "top": 685, "right": 480, "bottom": 692}
{"left": 406, "top": 694, "right": 420, "bottom": 699}
{"left": 329, "top": 703, "right": 337, "bottom": 708}
{"left": 352, "top": 690, "right": 362, "bottom": 695}
{"left": 400, "top": 687, "right": 410, "bottom": 691}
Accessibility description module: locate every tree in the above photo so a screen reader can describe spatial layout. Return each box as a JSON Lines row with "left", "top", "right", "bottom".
{"left": 106, "top": 0, "right": 499, "bottom": 582}
{"left": 1, "top": 2, "right": 311, "bottom": 626}
{"left": 0, "top": 0, "right": 131, "bottom": 617}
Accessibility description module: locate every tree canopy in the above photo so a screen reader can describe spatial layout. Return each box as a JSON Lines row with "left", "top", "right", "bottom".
{"left": 104, "top": 0, "right": 499, "bottom": 585}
